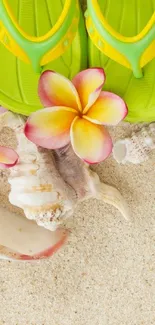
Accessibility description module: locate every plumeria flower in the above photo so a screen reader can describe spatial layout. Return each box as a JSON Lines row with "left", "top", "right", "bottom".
{"left": 25, "top": 69, "right": 127, "bottom": 164}
{"left": 0, "top": 107, "right": 18, "bottom": 168}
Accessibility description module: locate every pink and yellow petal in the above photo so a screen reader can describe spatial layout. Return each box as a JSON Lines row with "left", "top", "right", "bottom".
{"left": 86, "top": 91, "right": 128, "bottom": 125}
{"left": 70, "top": 117, "right": 112, "bottom": 164}
{"left": 0, "top": 146, "right": 18, "bottom": 168}
{"left": 38, "top": 70, "right": 81, "bottom": 111}
{"left": 72, "top": 68, "right": 105, "bottom": 113}
{"left": 25, "top": 107, "right": 77, "bottom": 149}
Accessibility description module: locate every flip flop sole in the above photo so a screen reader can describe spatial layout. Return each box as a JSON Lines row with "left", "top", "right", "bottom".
{"left": 0, "top": 0, "right": 87, "bottom": 115}
{"left": 87, "top": 0, "right": 155, "bottom": 123}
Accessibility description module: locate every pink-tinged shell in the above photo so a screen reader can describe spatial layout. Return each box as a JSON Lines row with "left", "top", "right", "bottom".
{"left": 0, "top": 207, "right": 68, "bottom": 261}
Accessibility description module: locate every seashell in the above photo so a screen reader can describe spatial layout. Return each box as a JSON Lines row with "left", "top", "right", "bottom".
{"left": 0, "top": 112, "right": 76, "bottom": 231}
{"left": 113, "top": 123, "right": 155, "bottom": 164}
{"left": 53, "top": 144, "right": 130, "bottom": 220}
{"left": 0, "top": 206, "right": 68, "bottom": 261}
{"left": 0, "top": 111, "right": 130, "bottom": 234}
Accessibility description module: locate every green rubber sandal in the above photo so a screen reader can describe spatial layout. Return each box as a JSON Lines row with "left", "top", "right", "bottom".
{"left": 86, "top": 0, "right": 155, "bottom": 123}
{"left": 0, "top": 0, "right": 87, "bottom": 115}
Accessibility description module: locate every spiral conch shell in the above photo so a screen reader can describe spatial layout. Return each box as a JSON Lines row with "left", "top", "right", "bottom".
{"left": 113, "top": 123, "right": 155, "bottom": 164}
{"left": 0, "top": 111, "right": 129, "bottom": 259}
{"left": 1, "top": 111, "right": 130, "bottom": 225}
{"left": 0, "top": 112, "right": 76, "bottom": 231}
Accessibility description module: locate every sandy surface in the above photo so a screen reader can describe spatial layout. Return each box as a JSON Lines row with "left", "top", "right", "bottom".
{"left": 0, "top": 121, "right": 155, "bottom": 325}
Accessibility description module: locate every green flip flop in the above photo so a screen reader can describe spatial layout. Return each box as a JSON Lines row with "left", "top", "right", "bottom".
{"left": 86, "top": 0, "right": 155, "bottom": 123}
{"left": 0, "top": 0, "right": 87, "bottom": 115}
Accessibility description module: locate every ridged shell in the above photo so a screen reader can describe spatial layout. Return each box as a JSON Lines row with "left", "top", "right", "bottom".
{"left": 3, "top": 112, "right": 76, "bottom": 231}
{"left": 113, "top": 123, "right": 155, "bottom": 164}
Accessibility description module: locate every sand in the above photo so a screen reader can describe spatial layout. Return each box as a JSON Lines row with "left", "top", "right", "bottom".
{"left": 0, "top": 121, "right": 155, "bottom": 325}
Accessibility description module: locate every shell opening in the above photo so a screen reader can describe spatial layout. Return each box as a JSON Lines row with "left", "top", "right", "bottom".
{"left": 113, "top": 140, "right": 127, "bottom": 163}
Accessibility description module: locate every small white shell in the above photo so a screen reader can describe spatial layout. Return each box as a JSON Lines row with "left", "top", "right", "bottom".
{"left": 113, "top": 123, "right": 155, "bottom": 164}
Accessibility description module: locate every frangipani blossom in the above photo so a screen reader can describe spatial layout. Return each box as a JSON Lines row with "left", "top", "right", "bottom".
{"left": 0, "top": 107, "right": 18, "bottom": 168}
{"left": 25, "top": 69, "right": 127, "bottom": 164}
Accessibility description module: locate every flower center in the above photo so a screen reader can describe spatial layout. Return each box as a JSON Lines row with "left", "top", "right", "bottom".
{"left": 78, "top": 111, "right": 84, "bottom": 118}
